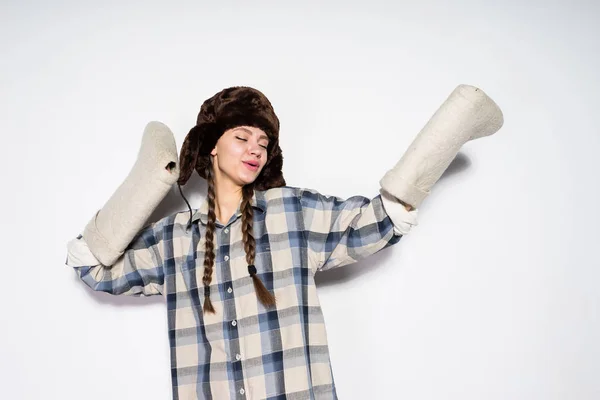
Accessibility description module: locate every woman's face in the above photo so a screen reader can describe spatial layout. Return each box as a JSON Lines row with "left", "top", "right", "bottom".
{"left": 210, "top": 126, "right": 270, "bottom": 188}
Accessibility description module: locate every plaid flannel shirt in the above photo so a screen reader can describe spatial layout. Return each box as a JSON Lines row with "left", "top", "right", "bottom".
{"left": 66, "top": 186, "right": 405, "bottom": 399}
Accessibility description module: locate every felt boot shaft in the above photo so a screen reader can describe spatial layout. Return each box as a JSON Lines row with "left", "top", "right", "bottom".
{"left": 83, "top": 121, "right": 180, "bottom": 266}
{"left": 380, "top": 84, "right": 504, "bottom": 208}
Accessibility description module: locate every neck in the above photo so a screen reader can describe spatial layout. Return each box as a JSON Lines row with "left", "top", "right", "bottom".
{"left": 213, "top": 175, "right": 243, "bottom": 225}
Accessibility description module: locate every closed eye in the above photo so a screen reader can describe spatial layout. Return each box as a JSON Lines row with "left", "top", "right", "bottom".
{"left": 237, "top": 137, "right": 268, "bottom": 150}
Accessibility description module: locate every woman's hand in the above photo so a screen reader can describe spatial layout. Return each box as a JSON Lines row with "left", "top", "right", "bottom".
{"left": 399, "top": 199, "right": 414, "bottom": 211}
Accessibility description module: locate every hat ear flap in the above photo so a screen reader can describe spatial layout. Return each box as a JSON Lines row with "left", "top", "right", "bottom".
{"left": 255, "top": 143, "right": 286, "bottom": 191}
{"left": 177, "top": 126, "right": 201, "bottom": 186}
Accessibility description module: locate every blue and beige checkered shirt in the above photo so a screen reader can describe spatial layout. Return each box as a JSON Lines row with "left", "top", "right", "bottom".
{"left": 66, "top": 186, "right": 404, "bottom": 399}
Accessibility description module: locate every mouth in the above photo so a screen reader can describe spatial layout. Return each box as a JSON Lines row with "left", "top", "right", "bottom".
{"left": 243, "top": 161, "right": 259, "bottom": 171}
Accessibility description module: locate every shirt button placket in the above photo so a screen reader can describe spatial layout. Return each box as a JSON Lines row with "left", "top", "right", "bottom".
{"left": 222, "top": 228, "right": 234, "bottom": 297}
{"left": 232, "top": 318, "right": 244, "bottom": 399}
{"left": 222, "top": 226, "right": 230, "bottom": 263}
{"left": 223, "top": 225, "right": 244, "bottom": 398}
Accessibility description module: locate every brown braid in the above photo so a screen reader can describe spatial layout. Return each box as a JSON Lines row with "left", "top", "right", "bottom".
{"left": 201, "top": 164, "right": 276, "bottom": 313}
{"left": 241, "top": 185, "right": 277, "bottom": 307}
{"left": 202, "top": 163, "right": 217, "bottom": 313}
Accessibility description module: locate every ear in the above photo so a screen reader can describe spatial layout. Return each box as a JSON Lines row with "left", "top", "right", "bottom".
{"left": 210, "top": 145, "right": 217, "bottom": 157}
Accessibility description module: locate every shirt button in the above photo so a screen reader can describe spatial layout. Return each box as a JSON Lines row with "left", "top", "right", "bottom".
{"left": 224, "top": 228, "right": 229, "bottom": 234}
{"left": 231, "top": 320, "right": 237, "bottom": 326}
{"left": 224, "top": 255, "right": 230, "bottom": 261}
{"left": 227, "top": 287, "right": 233, "bottom": 293}
{"left": 235, "top": 353, "right": 241, "bottom": 361}
{"left": 239, "top": 388, "right": 245, "bottom": 395}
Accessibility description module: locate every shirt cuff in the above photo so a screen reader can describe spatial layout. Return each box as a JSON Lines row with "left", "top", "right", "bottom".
{"left": 380, "top": 188, "right": 419, "bottom": 236}
{"left": 66, "top": 235, "right": 101, "bottom": 267}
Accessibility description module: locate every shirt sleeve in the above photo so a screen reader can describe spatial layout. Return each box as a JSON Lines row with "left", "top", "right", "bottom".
{"left": 298, "top": 187, "right": 403, "bottom": 273}
{"left": 65, "top": 218, "right": 166, "bottom": 296}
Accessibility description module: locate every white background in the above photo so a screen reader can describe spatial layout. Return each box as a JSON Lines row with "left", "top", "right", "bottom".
{"left": 1, "top": 0, "right": 599, "bottom": 399}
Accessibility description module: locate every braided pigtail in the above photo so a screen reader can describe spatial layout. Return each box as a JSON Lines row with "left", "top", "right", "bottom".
{"left": 202, "top": 163, "right": 217, "bottom": 314}
{"left": 241, "top": 185, "right": 276, "bottom": 307}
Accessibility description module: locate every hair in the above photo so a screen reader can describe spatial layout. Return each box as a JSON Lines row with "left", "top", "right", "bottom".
{"left": 201, "top": 161, "right": 276, "bottom": 314}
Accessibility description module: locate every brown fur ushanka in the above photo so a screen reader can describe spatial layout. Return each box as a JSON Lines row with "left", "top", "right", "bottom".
{"left": 177, "top": 86, "right": 286, "bottom": 190}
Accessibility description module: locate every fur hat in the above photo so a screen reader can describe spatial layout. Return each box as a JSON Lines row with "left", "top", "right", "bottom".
{"left": 177, "top": 86, "right": 286, "bottom": 190}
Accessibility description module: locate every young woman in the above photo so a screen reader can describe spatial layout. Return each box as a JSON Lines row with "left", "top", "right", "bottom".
{"left": 66, "top": 86, "right": 421, "bottom": 399}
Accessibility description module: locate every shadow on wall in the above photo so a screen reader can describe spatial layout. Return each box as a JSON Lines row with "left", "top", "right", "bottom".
{"left": 149, "top": 171, "right": 208, "bottom": 225}
{"left": 315, "top": 152, "right": 471, "bottom": 288}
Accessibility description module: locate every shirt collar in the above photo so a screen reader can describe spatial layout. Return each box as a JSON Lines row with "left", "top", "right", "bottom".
{"left": 191, "top": 189, "right": 267, "bottom": 225}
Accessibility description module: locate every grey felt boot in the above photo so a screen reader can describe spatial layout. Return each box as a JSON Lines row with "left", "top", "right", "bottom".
{"left": 380, "top": 84, "right": 504, "bottom": 208}
{"left": 82, "top": 121, "right": 180, "bottom": 266}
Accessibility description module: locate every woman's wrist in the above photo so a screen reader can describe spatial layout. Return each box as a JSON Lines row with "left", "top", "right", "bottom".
{"left": 398, "top": 199, "right": 414, "bottom": 211}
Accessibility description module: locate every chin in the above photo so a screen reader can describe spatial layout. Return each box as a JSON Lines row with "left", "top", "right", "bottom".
{"left": 235, "top": 165, "right": 264, "bottom": 187}
{"left": 237, "top": 173, "right": 259, "bottom": 186}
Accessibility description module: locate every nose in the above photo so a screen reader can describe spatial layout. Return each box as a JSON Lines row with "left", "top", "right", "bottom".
{"left": 249, "top": 142, "right": 262, "bottom": 157}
